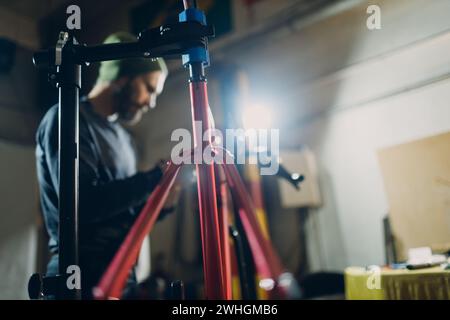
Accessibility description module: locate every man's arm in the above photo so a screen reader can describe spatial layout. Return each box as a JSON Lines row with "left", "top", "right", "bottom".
{"left": 78, "top": 161, "right": 162, "bottom": 225}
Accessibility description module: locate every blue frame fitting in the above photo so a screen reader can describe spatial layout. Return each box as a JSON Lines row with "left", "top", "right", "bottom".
{"left": 179, "top": 8, "right": 210, "bottom": 67}
{"left": 179, "top": 8, "right": 207, "bottom": 25}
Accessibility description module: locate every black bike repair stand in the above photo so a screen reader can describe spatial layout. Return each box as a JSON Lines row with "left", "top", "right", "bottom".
{"left": 29, "top": 31, "right": 83, "bottom": 300}
{"left": 28, "top": 11, "right": 214, "bottom": 300}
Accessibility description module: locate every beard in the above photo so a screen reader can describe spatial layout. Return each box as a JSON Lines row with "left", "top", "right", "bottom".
{"left": 114, "top": 82, "right": 147, "bottom": 126}
{"left": 118, "top": 106, "right": 144, "bottom": 126}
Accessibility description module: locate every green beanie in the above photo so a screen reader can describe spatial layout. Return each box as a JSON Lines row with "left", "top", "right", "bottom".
{"left": 97, "top": 32, "right": 168, "bottom": 83}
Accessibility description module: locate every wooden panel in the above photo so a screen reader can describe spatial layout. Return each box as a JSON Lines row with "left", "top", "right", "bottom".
{"left": 278, "top": 148, "right": 322, "bottom": 208}
{"left": 378, "top": 132, "right": 450, "bottom": 261}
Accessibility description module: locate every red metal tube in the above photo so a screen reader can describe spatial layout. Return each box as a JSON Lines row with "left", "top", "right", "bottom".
{"left": 218, "top": 168, "right": 232, "bottom": 299}
{"left": 93, "top": 162, "right": 182, "bottom": 299}
{"left": 189, "top": 81, "right": 226, "bottom": 299}
{"left": 220, "top": 163, "right": 287, "bottom": 298}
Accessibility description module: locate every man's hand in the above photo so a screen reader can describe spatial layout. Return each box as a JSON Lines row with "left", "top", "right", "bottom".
{"left": 144, "top": 165, "right": 163, "bottom": 190}
{"left": 154, "top": 159, "right": 182, "bottom": 220}
{"left": 157, "top": 159, "right": 182, "bottom": 209}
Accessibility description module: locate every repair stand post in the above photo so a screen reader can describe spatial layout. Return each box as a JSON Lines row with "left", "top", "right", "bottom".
{"left": 57, "top": 34, "right": 82, "bottom": 300}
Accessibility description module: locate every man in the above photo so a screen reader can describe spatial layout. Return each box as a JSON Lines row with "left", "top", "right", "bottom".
{"left": 36, "top": 32, "right": 170, "bottom": 299}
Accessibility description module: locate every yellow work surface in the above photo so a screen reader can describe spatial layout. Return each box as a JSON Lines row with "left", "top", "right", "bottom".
{"left": 345, "top": 266, "right": 450, "bottom": 300}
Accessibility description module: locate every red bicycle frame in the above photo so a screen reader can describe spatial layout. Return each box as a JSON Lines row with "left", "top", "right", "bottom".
{"left": 93, "top": 0, "right": 290, "bottom": 300}
{"left": 93, "top": 78, "right": 288, "bottom": 299}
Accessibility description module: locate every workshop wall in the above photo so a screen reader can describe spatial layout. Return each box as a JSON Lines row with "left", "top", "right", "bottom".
{"left": 0, "top": 5, "right": 42, "bottom": 299}
{"left": 226, "top": 0, "right": 450, "bottom": 270}
{"left": 0, "top": 141, "right": 39, "bottom": 299}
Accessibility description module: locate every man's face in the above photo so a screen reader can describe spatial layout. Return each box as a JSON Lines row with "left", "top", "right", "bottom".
{"left": 115, "top": 70, "right": 166, "bottom": 125}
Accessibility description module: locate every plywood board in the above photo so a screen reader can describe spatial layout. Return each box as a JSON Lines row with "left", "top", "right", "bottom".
{"left": 378, "top": 131, "right": 450, "bottom": 261}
